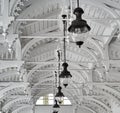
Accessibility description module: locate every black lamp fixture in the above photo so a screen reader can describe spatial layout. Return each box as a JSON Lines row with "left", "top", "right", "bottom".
{"left": 53, "top": 99, "right": 60, "bottom": 112}
{"left": 68, "top": 0, "right": 91, "bottom": 34}
{"left": 55, "top": 85, "right": 64, "bottom": 104}
{"left": 59, "top": 15, "right": 72, "bottom": 88}
{"left": 68, "top": 0, "right": 91, "bottom": 47}
{"left": 59, "top": 62, "right": 72, "bottom": 87}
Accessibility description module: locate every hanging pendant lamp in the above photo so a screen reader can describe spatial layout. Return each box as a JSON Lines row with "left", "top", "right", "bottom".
{"left": 59, "top": 15, "right": 72, "bottom": 88}
{"left": 68, "top": 0, "right": 91, "bottom": 34}
{"left": 55, "top": 86, "right": 64, "bottom": 104}
{"left": 68, "top": 0, "right": 91, "bottom": 47}
{"left": 59, "top": 62, "right": 72, "bottom": 87}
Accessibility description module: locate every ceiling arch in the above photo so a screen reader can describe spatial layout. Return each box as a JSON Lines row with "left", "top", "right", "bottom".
{"left": 94, "top": 85, "right": 120, "bottom": 105}
{"left": 0, "top": 83, "right": 29, "bottom": 100}
{"left": 2, "top": 96, "right": 31, "bottom": 112}
{"left": 86, "top": 97, "right": 111, "bottom": 112}
{"left": 0, "top": 0, "right": 120, "bottom": 113}
{"left": 78, "top": 106, "right": 96, "bottom": 113}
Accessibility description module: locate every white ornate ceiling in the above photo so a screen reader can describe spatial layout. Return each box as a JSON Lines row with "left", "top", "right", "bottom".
{"left": 0, "top": 0, "right": 120, "bottom": 113}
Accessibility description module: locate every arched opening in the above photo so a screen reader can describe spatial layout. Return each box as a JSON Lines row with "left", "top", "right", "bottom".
{"left": 36, "top": 93, "right": 71, "bottom": 105}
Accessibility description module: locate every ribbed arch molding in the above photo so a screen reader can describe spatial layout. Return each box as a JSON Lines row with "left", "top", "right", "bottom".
{"left": 2, "top": 97, "right": 31, "bottom": 112}
{"left": 0, "top": 83, "right": 29, "bottom": 100}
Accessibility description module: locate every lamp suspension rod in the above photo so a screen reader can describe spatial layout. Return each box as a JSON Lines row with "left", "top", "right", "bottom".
{"left": 77, "top": 0, "right": 79, "bottom": 7}
{"left": 54, "top": 71, "right": 57, "bottom": 96}
{"left": 57, "top": 50, "right": 61, "bottom": 86}
{"left": 63, "top": 37, "right": 66, "bottom": 63}
{"left": 63, "top": 16, "right": 67, "bottom": 63}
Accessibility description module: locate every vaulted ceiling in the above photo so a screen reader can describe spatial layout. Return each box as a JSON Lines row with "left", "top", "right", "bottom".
{"left": 0, "top": 0, "right": 120, "bottom": 113}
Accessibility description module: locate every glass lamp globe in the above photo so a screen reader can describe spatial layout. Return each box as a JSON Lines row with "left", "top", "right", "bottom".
{"left": 62, "top": 77, "right": 69, "bottom": 88}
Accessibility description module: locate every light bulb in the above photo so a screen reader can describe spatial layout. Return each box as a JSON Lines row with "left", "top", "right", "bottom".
{"left": 55, "top": 96, "right": 64, "bottom": 104}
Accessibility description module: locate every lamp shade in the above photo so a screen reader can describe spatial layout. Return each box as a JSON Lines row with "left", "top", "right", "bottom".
{"left": 68, "top": 7, "right": 91, "bottom": 34}
{"left": 55, "top": 86, "right": 64, "bottom": 104}
{"left": 68, "top": 19, "right": 91, "bottom": 33}
{"left": 62, "top": 78, "right": 69, "bottom": 87}
{"left": 55, "top": 86, "right": 64, "bottom": 97}
{"left": 59, "top": 63, "right": 72, "bottom": 78}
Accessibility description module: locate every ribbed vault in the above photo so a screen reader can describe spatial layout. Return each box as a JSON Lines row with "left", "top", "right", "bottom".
{"left": 0, "top": 0, "right": 120, "bottom": 113}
